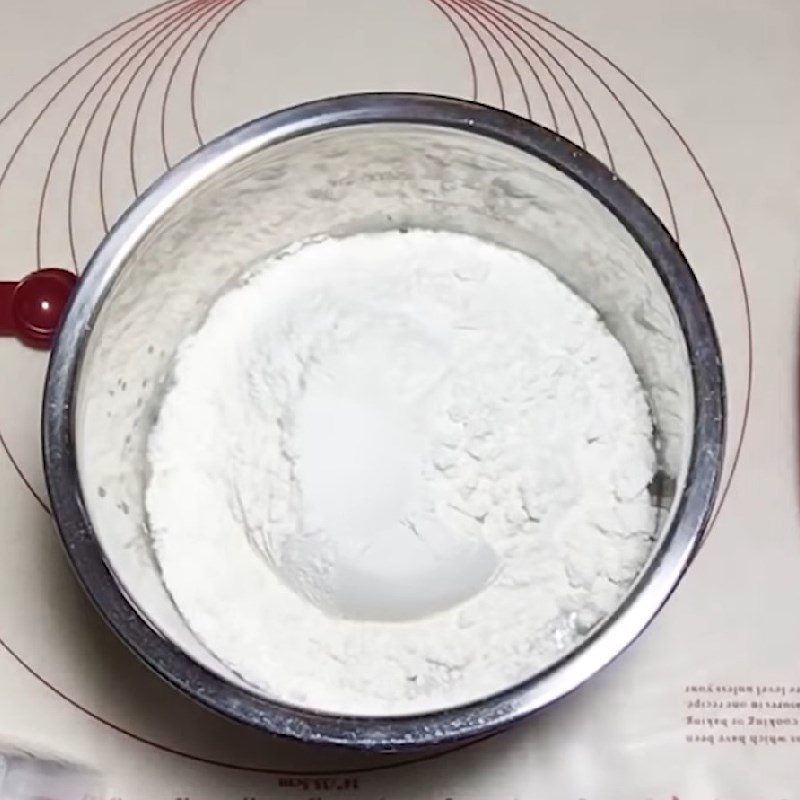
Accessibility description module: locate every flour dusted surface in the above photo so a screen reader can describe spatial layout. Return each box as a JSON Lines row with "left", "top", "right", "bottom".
{"left": 146, "top": 230, "right": 657, "bottom": 716}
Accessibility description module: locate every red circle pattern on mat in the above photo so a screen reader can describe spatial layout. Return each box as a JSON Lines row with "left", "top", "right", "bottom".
{"left": 0, "top": 0, "right": 752, "bottom": 776}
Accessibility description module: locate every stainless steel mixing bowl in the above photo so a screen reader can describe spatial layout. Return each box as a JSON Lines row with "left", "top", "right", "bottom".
{"left": 42, "top": 93, "right": 725, "bottom": 750}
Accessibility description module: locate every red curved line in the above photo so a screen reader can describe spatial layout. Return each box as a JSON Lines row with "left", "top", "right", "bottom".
{"left": 465, "top": 0, "right": 590, "bottom": 153}
{"left": 0, "top": 433, "right": 49, "bottom": 514}
{"left": 36, "top": 1, "right": 203, "bottom": 271}
{"left": 67, "top": 0, "right": 205, "bottom": 267}
{"left": 447, "top": 0, "right": 534, "bottom": 121}
{"left": 0, "top": 0, "right": 186, "bottom": 131}
{"left": 189, "top": 0, "right": 247, "bottom": 146}
{"left": 527, "top": 7, "right": 752, "bottom": 524}
{"left": 474, "top": 0, "right": 609, "bottom": 164}
{"left": 483, "top": 0, "right": 678, "bottom": 240}
{"left": 129, "top": 2, "right": 231, "bottom": 199}
{"left": 98, "top": 3, "right": 226, "bottom": 231}
{"left": 98, "top": 9, "right": 208, "bottom": 232}
{"left": 427, "top": 0, "right": 478, "bottom": 101}
{"left": 459, "top": 0, "right": 557, "bottom": 130}
{"left": 0, "top": 0, "right": 195, "bottom": 212}
{"left": 0, "top": 629, "right": 496, "bottom": 774}
{"left": 440, "top": 0, "right": 505, "bottom": 109}
{"left": 160, "top": 0, "right": 235, "bottom": 169}
{"left": 74, "top": 6, "right": 210, "bottom": 264}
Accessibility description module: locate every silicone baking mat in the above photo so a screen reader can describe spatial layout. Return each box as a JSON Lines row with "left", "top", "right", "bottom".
{"left": 0, "top": 0, "right": 797, "bottom": 796}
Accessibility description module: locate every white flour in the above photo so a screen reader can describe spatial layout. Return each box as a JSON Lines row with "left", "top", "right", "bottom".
{"left": 145, "top": 230, "right": 657, "bottom": 716}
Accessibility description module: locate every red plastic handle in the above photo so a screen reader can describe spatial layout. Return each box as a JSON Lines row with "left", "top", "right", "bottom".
{"left": 0, "top": 269, "right": 77, "bottom": 350}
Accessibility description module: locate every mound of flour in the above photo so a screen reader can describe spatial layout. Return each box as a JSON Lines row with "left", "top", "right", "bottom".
{"left": 145, "top": 230, "right": 656, "bottom": 716}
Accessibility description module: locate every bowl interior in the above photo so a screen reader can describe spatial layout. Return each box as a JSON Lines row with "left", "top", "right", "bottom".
{"left": 71, "top": 118, "right": 694, "bottom": 709}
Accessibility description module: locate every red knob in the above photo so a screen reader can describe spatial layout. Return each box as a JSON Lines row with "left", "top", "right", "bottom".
{"left": 0, "top": 269, "right": 77, "bottom": 349}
